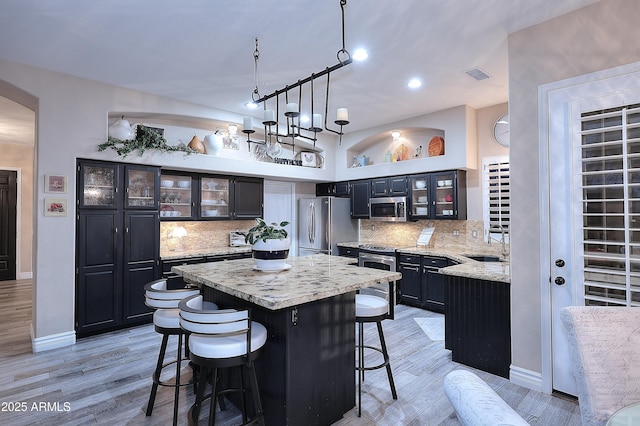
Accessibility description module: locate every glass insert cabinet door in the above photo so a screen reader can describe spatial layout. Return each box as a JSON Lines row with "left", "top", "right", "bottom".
{"left": 125, "top": 166, "right": 157, "bottom": 209}
{"left": 160, "top": 174, "right": 194, "bottom": 218}
{"left": 200, "top": 176, "right": 230, "bottom": 219}
{"left": 410, "top": 175, "right": 430, "bottom": 218}
{"left": 79, "top": 162, "right": 118, "bottom": 208}
{"left": 433, "top": 171, "right": 456, "bottom": 218}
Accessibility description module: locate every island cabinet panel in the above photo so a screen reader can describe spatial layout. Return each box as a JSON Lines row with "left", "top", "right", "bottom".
{"left": 444, "top": 275, "right": 511, "bottom": 378}
{"left": 202, "top": 286, "right": 356, "bottom": 426}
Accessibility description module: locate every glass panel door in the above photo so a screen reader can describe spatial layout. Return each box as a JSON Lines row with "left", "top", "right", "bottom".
{"left": 160, "top": 174, "right": 193, "bottom": 218}
{"left": 80, "top": 163, "right": 118, "bottom": 208}
{"left": 409, "top": 175, "right": 429, "bottom": 218}
{"left": 200, "top": 176, "right": 230, "bottom": 219}
{"left": 125, "top": 167, "right": 157, "bottom": 209}
{"left": 433, "top": 171, "right": 455, "bottom": 218}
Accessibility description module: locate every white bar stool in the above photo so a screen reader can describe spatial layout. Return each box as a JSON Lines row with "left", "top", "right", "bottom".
{"left": 144, "top": 279, "right": 205, "bottom": 426}
{"left": 179, "top": 294, "right": 267, "bottom": 426}
{"left": 355, "top": 293, "right": 398, "bottom": 417}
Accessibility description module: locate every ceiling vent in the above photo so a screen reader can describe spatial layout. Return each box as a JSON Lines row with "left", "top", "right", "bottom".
{"left": 464, "top": 68, "right": 490, "bottom": 81}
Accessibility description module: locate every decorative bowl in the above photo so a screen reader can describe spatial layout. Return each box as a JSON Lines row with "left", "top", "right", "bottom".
{"left": 161, "top": 180, "right": 174, "bottom": 187}
{"left": 177, "top": 180, "right": 190, "bottom": 188}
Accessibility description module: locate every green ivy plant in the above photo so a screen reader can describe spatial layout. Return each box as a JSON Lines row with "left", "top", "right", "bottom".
{"left": 244, "top": 218, "right": 290, "bottom": 244}
{"left": 98, "top": 125, "right": 198, "bottom": 158}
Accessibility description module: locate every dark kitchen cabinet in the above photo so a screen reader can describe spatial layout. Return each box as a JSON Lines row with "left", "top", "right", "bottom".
{"left": 397, "top": 254, "right": 422, "bottom": 306}
{"left": 233, "top": 176, "right": 263, "bottom": 219}
{"left": 76, "top": 160, "right": 160, "bottom": 338}
{"left": 334, "top": 181, "right": 350, "bottom": 197}
{"left": 371, "top": 175, "right": 408, "bottom": 197}
{"left": 316, "top": 181, "right": 350, "bottom": 197}
{"left": 408, "top": 170, "right": 466, "bottom": 220}
{"left": 159, "top": 171, "right": 197, "bottom": 220}
{"left": 161, "top": 172, "right": 263, "bottom": 221}
{"left": 316, "top": 183, "right": 334, "bottom": 197}
{"left": 421, "top": 256, "right": 448, "bottom": 313}
{"left": 397, "top": 253, "right": 451, "bottom": 313}
{"left": 337, "top": 246, "right": 359, "bottom": 259}
{"left": 199, "top": 175, "right": 263, "bottom": 220}
{"left": 349, "top": 179, "right": 370, "bottom": 218}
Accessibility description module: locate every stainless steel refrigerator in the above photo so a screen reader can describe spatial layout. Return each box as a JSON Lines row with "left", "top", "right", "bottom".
{"left": 298, "top": 197, "right": 358, "bottom": 256}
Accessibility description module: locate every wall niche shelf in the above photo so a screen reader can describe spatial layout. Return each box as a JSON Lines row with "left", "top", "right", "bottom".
{"left": 346, "top": 126, "right": 445, "bottom": 168}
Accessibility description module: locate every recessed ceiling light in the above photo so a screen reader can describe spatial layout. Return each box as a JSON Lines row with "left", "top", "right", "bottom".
{"left": 245, "top": 101, "right": 258, "bottom": 109}
{"left": 353, "top": 48, "right": 368, "bottom": 61}
{"left": 408, "top": 78, "right": 422, "bottom": 89}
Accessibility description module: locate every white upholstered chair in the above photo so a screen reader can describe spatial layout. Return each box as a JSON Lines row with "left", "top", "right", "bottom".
{"left": 560, "top": 306, "right": 640, "bottom": 426}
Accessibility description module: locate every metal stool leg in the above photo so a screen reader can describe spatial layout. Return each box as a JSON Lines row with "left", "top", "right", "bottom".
{"left": 376, "top": 321, "right": 397, "bottom": 400}
{"left": 172, "top": 333, "right": 183, "bottom": 426}
{"left": 146, "top": 333, "right": 169, "bottom": 416}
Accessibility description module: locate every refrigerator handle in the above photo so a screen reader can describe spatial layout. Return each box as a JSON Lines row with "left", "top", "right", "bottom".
{"left": 309, "top": 202, "right": 315, "bottom": 244}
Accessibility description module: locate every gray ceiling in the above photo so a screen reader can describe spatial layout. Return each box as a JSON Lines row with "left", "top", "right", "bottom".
{"left": 0, "top": 0, "right": 600, "bottom": 145}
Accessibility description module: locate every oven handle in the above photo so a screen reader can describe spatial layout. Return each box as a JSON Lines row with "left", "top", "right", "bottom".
{"left": 358, "top": 253, "right": 396, "bottom": 268}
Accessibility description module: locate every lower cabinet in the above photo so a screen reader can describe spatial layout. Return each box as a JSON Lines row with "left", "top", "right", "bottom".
{"left": 76, "top": 210, "right": 160, "bottom": 338}
{"left": 444, "top": 275, "right": 511, "bottom": 378}
{"left": 397, "top": 254, "right": 451, "bottom": 313}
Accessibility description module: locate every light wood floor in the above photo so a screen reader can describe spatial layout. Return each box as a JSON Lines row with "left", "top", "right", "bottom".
{"left": 0, "top": 279, "right": 582, "bottom": 425}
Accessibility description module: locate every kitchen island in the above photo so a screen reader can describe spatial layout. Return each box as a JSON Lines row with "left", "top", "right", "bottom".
{"left": 173, "top": 254, "right": 401, "bottom": 426}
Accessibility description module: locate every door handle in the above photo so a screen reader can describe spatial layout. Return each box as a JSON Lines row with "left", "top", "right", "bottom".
{"left": 554, "top": 277, "right": 566, "bottom": 285}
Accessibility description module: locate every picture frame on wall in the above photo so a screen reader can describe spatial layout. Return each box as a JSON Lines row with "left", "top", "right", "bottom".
{"left": 44, "top": 198, "right": 67, "bottom": 217}
{"left": 45, "top": 175, "right": 68, "bottom": 193}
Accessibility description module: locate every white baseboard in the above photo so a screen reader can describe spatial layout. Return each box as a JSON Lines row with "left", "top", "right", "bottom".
{"left": 510, "top": 365, "right": 544, "bottom": 393}
{"left": 30, "top": 324, "right": 76, "bottom": 353}
{"left": 17, "top": 271, "right": 32, "bottom": 280}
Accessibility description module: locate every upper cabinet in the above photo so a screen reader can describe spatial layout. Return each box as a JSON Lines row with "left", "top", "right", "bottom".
{"left": 349, "top": 179, "right": 371, "bottom": 218}
{"left": 370, "top": 175, "right": 408, "bottom": 197}
{"left": 408, "top": 170, "right": 466, "bottom": 220}
{"left": 125, "top": 165, "right": 159, "bottom": 209}
{"left": 79, "top": 161, "right": 159, "bottom": 210}
{"left": 160, "top": 171, "right": 197, "bottom": 219}
{"left": 160, "top": 171, "right": 263, "bottom": 221}
{"left": 200, "top": 175, "right": 232, "bottom": 219}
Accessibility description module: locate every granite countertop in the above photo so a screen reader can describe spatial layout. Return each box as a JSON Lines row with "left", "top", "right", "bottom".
{"left": 337, "top": 242, "right": 510, "bottom": 284}
{"left": 172, "top": 254, "right": 401, "bottom": 310}
{"left": 160, "top": 245, "right": 252, "bottom": 260}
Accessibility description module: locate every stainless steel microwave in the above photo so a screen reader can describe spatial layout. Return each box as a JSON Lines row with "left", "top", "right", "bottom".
{"left": 369, "top": 196, "right": 407, "bottom": 222}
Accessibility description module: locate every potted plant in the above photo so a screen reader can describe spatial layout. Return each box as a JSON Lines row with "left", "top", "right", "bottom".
{"left": 245, "top": 218, "right": 291, "bottom": 270}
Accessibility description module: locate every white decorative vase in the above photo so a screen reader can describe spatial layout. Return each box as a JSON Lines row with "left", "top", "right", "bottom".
{"left": 204, "top": 133, "right": 224, "bottom": 156}
{"left": 252, "top": 238, "right": 290, "bottom": 270}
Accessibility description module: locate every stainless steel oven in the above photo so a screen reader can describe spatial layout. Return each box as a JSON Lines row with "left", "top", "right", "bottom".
{"left": 358, "top": 245, "right": 397, "bottom": 318}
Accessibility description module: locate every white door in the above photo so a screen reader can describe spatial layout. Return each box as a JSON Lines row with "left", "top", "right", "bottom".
{"left": 545, "top": 64, "right": 640, "bottom": 395}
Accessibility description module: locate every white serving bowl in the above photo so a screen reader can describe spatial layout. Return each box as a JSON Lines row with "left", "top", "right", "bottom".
{"left": 418, "top": 196, "right": 428, "bottom": 203}
{"left": 161, "top": 180, "right": 174, "bottom": 187}
{"left": 416, "top": 207, "right": 429, "bottom": 215}
{"left": 177, "top": 180, "right": 190, "bottom": 188}
{"left": 415, "top": 180, "right": 426, "bottom": 189}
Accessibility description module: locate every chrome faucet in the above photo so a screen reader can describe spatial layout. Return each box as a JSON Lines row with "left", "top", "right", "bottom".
{"left": 488, "top": 225, "right": 507, "bottom": 258}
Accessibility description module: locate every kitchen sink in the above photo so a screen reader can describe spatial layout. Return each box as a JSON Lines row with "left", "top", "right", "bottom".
{"left": 464, "top": 255, "right": 504, "bottom": 262}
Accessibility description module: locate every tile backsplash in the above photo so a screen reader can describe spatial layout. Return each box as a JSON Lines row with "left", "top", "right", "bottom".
{"left": 162, "top": 218, "right": 507, "bottom": 256}
{"left": 161, "top": 220, "right": 255, "bottom": 252}
{"left": 359, "top": 219, "right": 506, "bottom": 255}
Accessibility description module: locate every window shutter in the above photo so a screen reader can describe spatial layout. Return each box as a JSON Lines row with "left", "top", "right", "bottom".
{"left": 483, "top": 157, "right": 510, "bottom": 239}
{"left": 580, "top": 103, "right": 640, "bottom": 306}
